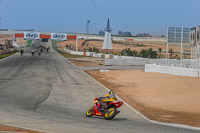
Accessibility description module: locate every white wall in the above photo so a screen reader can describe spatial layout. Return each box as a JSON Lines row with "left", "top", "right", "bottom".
{"left": 145, "top": 64, "right": 200, "bottom": 77}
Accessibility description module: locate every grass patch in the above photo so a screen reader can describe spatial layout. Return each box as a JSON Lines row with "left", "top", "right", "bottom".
{"left": 52, "top": 41, "right": 85, "bottom": 58}
{"left": 26, "top": 40, "right": 32, "bottom": 47}
{"left": 0, "top": 51, "right": 18, "bottom": 59}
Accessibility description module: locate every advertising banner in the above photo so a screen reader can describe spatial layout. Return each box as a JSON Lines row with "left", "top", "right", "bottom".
{"left": 24, "top": 32, "right": 40, "bottom": 40}
{"left": 51, "top": 33, "right": 67, "bottom": 40}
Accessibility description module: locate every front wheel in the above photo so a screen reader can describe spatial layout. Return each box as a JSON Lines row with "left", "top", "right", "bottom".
{"left": 86, "top": 107, "right": 94, "bottom": 117}
{"left": 104, "top": 107, "right": 117, "bottom": 120}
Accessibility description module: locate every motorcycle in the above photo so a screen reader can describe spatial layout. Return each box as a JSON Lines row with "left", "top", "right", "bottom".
{"left": 38, "top": 50, "right": 41, "bottom": 55}
{"left": 86, "top": 97, "right": 123, "bottom": 120}
{"left": 20, "top": 50, "right": 24, "bottom": 56}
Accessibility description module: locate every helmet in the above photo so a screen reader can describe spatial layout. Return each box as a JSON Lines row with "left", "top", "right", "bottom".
{"left": 108, "top": 90, "right": 114, "bottom": 95}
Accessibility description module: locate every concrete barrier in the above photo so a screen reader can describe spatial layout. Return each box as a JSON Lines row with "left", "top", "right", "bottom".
{"left": 65, "top": 48, "right": 111, "bottom": 59}
{"left": 67, "top": 49, "right": 102, "bottom": 58}
{"left": 105, "top": 54, "right": 110, "bottom": 59}
{"left": 70, "top": 51, "right": 84, "bottom": 55}
{"left": 145, "top": 64, "right": 200, "bottom": 77}
{"left": 105, "top": 58, "right": 191, "bottom": 66}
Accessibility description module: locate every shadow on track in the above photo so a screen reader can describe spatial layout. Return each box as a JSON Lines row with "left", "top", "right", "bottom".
{"left": 88, "top": 116, "right": 128, "bottom": 121}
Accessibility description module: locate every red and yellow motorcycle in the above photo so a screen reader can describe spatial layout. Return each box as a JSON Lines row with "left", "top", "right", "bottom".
{"left": 86, "top": 97, "right": 123, "bottom": 120}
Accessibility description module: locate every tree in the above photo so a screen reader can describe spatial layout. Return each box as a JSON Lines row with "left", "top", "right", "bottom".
{"left": 88, "top": 47, "right": 99, "bottom": 53}
{"left": 139, "top": 49, "right": 148, "bottom": 58}
{"left": 92, "top": 47, "right": 99, "bottom": 53}
{"left": 121, "top": 49, "right": 126, "bottom": 56}
{"left": 147, "top": 48, "right": 158, "bottom": 58}
{"left": 126, "top": 48, "right": 132, "bottom": 56}
{"left": 158, "top": 48, "right": 162, "bottom": 55}
{"left": 169, "top": 49, "right": 174, "bottom": 57}
{"left": 139, "top": 48, "right": 158, "bottom": 58}
{"left": 132, "top": 50, "right": 138, "bottom": 57}
{"left": 120, "top": 48, "right": 138, "bottom": 56}
{"left": 88, "top": 47, "right": 93, "bottom": 52}
{"left": 120, "top": 48, "right": 158, "bottom": 58}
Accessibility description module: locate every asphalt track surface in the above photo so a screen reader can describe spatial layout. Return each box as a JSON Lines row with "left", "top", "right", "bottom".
{"left": 0, "top": 40, "right": 199, "bottom": 133}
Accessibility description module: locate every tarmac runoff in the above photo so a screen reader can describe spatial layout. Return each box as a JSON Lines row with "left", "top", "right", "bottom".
{"left": 63, "top": 55, "right": 200, "bottom": 131}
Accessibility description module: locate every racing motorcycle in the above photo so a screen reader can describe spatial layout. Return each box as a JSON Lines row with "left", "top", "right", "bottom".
{"left": 86, "top": 97, "right": 123, "bottom": 120}
{"left": 38, "top": 50, "right": 41, "bottom": 55}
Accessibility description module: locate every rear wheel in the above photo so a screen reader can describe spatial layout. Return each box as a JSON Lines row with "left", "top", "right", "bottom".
{"left": 104, "top": 107, "right": 117, "bottom": 120}
{"left": 86, "top": 107, "right": 94, "bottom": 117}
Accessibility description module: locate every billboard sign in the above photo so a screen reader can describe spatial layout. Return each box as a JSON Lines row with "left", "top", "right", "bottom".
{"left": 51, "top": 33, "right": 67, "bottom": 40}
{"left": 24, "top": 32, "right": 40, "bottom": 40}
{"left": 168, "top": 27, "right": 190, "bottom": 44}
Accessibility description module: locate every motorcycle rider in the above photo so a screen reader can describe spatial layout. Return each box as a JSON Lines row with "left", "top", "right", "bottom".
{"left": 38, "top": 49, "right": 41, "bottom": 55}
{"left": 97, "top": 91, "right": 117, "bottom": 111}
{"left": 20, "top": 47, "right": 24, "bottom": 56}
{"left": 47, "top": 46, "right": 50, "bottom": 52}
{"left": 31, "top": 49, "right": 34, "bottom": 56}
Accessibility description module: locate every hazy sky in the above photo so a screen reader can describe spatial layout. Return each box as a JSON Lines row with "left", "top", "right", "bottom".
{"left": 0, "top": 0, "right": 199, "bottom": 35}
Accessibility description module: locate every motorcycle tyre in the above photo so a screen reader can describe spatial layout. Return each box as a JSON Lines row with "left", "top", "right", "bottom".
{"left": 104, "top": 107, "right": 117, "bottom": 120}
{"left": 86, "top": 107, "right": 94, "bottom": 117}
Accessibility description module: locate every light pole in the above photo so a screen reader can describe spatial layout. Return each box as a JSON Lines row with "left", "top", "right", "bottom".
{"left": 0, "top": 17, "right": 1, "bottom": 34}
{"left": 87, "top": 20, "right": 90, "bottom": 38}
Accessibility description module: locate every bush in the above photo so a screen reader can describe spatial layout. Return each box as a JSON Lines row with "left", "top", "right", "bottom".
{"left": 120, "top": 48, "right": 158, "bottom": 58}
{"left": 139, "top": 49, "right": 148, "bottom": 58}
{"left": 139, "top": 48, "right": 158, "bottom": 58}
{"left": 88, "top": 47, "right": 99, "bottom": 53}
{"left": 121, "top": 48, "right": 138, "bottom": 56}
{"left": 147, "top": 48, "right": 158, "bottom": 58}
